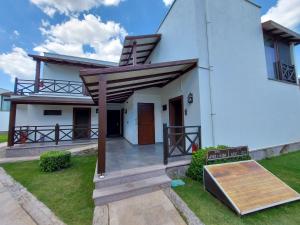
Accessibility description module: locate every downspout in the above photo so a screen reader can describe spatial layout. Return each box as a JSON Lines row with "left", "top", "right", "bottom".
{"left": 204, "top": 0, "right": 216, "bottom": 146}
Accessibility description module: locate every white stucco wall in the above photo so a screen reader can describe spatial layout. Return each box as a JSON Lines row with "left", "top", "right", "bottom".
{"left": 43, "top": 63, "right": 82, "bottom": 82}
{"left": 0, "top": 111, "right": 9, "bottom": 132}
{"left": 15, "top": 103, "right": 124, "bottom": 127}
{"left": 123, "top": 88, "right": 162, "bottom": 144}
{"left": 199, "top": 0, "right": 300, "bottom": 149}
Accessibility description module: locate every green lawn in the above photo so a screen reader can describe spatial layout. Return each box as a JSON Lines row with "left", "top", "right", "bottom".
{"left": 1, "top": 155, "right": 97, "bottom": 225}
{"left": 0, "top": 133, "right": 7, "bottom": 143}
{"left": 174, "top": 151, "right": 300, "bottom": 225}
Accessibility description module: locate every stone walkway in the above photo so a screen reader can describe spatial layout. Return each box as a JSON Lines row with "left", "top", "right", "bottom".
{"left": 94, "top": 190, "right": 187, "bottom": 225}
{"left": 0, "top": 179, "right": 36, "bottom": 225}
{"left": 0, "top": 168, "right": 65, "bottom": 225}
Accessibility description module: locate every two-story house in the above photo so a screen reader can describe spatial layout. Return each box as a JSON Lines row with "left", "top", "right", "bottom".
{"left": 7, "top": 0, "right": 300, "bottom": 175}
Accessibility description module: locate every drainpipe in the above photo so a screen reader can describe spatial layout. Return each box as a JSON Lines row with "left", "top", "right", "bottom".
{"left": 204, "top": 0, "right": 216, "bottom": 146}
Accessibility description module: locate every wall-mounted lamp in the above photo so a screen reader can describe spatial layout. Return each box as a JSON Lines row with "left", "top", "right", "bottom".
{"left": 125, "top": 109, "right": 127, "bottom": 114}
{"left": 187, "top": 93, "right": 193, "bottom": 104}
{"left": 162, "top": 105, "right": 167, "bottom": 111}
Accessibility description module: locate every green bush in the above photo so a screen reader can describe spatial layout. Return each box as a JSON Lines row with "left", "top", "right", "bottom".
{"left": 39, "top": 151, "right": 71, "bottom": 172}
{"left": 186, "top": 146, "right": 251, "bottom": 182}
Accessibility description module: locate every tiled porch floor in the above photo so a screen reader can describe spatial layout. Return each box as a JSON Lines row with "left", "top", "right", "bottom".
{"left": 106, "top": 138, "right": 164, "bottom": 172}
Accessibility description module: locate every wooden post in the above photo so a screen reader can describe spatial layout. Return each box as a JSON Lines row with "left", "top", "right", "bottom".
{"left": 34, "top": 60, "right": 41, "bottom": 93}
{"left": 55, "top": 124, "right": 60, "bottom": 145}
{"left": 163, "top": 123, "right": 168, "bottom": 165}
{"left": 98, "top": 76, "right": 107, "bottom": 175}
{"left": 8, "top": 103, "right": 17, "bottom": 147}
{"left": 14, "top": 77, "right": 18, "bottom": 94}
{"left": 198, "top": 126, "right": 202, "bottom": 149}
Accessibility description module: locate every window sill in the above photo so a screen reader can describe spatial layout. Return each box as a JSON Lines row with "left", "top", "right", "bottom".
{"left": 268, "top": 78, "right": 299, "bottom": 86}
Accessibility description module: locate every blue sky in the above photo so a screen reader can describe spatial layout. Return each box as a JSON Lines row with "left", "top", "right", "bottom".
{"left": 0, "top": 0, "right": 299, "bottom": 91}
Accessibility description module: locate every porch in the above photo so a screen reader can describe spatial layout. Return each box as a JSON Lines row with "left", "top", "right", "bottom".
{"left": 80, "top": 34, "right": 199, "bottom": 175}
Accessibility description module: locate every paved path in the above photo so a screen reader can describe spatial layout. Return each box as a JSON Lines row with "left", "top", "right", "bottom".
{"left": 94, "top": 190, "right": 186, "bottom": 225}
{"left": 0, "top": 182, "right": 36, "bottom": 225}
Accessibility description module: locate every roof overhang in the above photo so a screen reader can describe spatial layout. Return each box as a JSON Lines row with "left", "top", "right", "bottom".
{"left": 8, "top": 96, "right": 95, "bottom": 105}
{"left": 81, "top": 59, "right": 198, "bottom": 103}
{"left": 262, "top": 20, "right": 300, "bottom": 45}
{"left": 29, "top": 54, "right": 115, "bottom": 68}
{"left": 119, "top": 34, "right": 161, "bottom": 66}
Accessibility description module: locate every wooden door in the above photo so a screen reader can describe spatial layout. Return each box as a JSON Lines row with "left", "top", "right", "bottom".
{"left": 73, "top": 108, "right": 91, "bottom": 139}
{"left": 169, "top": 96, "right": 184, "bottom": 149}
{"left": 138, "top": 103, "right": 155, "bottom": 145}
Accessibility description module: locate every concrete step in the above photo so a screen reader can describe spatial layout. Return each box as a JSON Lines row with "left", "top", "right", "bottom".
{"left": 94, "top": 164, "right": 166, "bottom": 189}
{"left": 93, "top": 175, "right": 171, "bottom": 206}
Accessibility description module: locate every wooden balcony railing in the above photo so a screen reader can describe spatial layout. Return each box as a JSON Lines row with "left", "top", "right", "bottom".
{"left": 12, "top": 124, "right": 98, "bottom": 146}
{"left": 276, "top": 62, "right": 297, "bottom": 83}
{"left": 14, "top": 78, "right": 88, "bottom": 95}
{"left": 163, "top": 124, "right": 201, "bottom": 164}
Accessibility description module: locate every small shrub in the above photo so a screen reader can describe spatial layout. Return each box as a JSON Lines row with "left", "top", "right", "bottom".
{"left": 39, "top": 151, "right": 71, "bottom": 172}
{"left": 186, "top": 146, "right": 251, "bottom": 182}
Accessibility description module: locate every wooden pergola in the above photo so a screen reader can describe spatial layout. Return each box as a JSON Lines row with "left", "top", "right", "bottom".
{"left": 80, "top": 57, "right": 198, "bottom": 175}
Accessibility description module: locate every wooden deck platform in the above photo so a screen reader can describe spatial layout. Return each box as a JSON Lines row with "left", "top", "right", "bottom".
{"left": 204, "top": 160, "right": 300, "bottom": 215}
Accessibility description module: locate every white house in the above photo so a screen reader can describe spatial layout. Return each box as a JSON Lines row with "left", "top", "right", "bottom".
{"left": 0, "top": 88, "right": 11, "bottom": 132}
{"left": 7, "top": 0, "right": 300, "bottom": 173}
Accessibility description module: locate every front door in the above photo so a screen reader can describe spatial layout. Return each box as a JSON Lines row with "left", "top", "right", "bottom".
{"left": 107, "top": 110, "right": 121, "bottom": 137}
{"left": 73, "top": 108, "right": 91, "bottom": 140}
{"left": 169, "top": 96, "right": 184, "bottom": 149}
{"left": 138, "top": 103, "right": 155, "bottom": 145}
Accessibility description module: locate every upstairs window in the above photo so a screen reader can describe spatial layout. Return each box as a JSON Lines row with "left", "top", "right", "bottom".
{"left": 264, "top": 35, "right": 296, "bottom": 84}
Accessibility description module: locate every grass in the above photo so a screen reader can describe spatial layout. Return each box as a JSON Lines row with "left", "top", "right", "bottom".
{"left": 1, "top": 155, "right": 97, "bottom": 225}
{"left": 0, "top": 133, "right": 7, "bottom": 143}
{"left": 174, "top": 151, "right": 300, "bottom": 225}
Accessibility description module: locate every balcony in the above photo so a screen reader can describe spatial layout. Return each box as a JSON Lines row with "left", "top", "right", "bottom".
{"left": 276, "top": 62, "right": 297, "bottom": 84}
{"left": 14, "top": 78, "right": 88, "bottom": 96}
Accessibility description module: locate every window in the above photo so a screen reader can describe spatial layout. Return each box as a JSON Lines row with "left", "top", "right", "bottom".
{"left": 264, "top": 36, "right": 277, "bottom": 79}
{"left": 43, "top": 110, "right": 62, "bottom": 116}
{"left": 0, "top": 95, "right": 10, "bottom": 111}
{"left": 264, "top": 35, "right": 296, "bottom": 83}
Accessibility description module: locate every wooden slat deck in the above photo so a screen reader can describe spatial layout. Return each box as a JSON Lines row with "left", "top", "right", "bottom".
{"left": 204, "top": 160, "right": 300, "bottom": 215}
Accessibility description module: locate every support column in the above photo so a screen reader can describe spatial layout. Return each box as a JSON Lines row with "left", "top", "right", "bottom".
{"left": 8, "top": 103, "right": 17, "bottom": 147}
{"left": 34, "top": 60, "right": 41, "bottom": 93}
{"left": 98, "top": 76, "right": 107, "bottom": 175}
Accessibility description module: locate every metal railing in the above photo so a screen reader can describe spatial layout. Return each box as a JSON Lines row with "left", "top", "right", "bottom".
{"left": 12, "top": 124, "right": 98, "bottom": 146}
{"left": 163, "top": 124, "right": 201, "bottom": 164}
{"left": 14, "top": 78, "right": 88, "bottom": 95}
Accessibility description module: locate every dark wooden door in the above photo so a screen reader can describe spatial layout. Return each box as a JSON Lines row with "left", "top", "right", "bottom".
{"left": 169, "top": 96, "right": 184, "bottom": 149}
{"left": 107, "top": 110, "right": 120, "bottom": 137}
{"left": 138, "top": 103, "right": 155, "bottom": 145}
{"left": 73, "top": 108, "right": 91, "bottom": 139}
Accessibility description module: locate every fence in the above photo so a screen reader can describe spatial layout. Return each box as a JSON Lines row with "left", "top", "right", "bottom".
{"left": 163, "top": 124, "right": 201, "bottom": 164}
{"left": 13, "top": 124, "right": 98, "bottom": 145}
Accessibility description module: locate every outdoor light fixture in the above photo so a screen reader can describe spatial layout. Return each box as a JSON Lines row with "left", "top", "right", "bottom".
{"left": 162, "top": 105, "right": 167, "bottom": 111}
{"left": 187, "top": 92, "right": 193, "bottom": 104}
{"left": 125, "top": 109, "right": 127, "bottom": 114}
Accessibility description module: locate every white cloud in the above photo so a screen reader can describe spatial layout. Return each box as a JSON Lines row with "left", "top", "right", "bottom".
{"left": 13, "top": 30, "right": 20, "bottom": 36}
{"left": 0, "top": 47, "right": 35, "bottom": 81}
{"left": 30, "top": 0, "right": 122, "bottom": 17}
{"left": 262, "top": 0, "right": 300, "bottom": 30}
{"left": 34, "top": 14, "right": 127, "bottom": 62}
{"left": 163, "top": 0, "right": 174, "bottom": 7}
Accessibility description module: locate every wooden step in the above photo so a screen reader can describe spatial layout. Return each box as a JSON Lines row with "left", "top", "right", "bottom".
{"left": 93, "top": 175, "right": 171, "bottom": 206}
{"left": 94, "top": 164, "right": 166, "bottom": 189}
